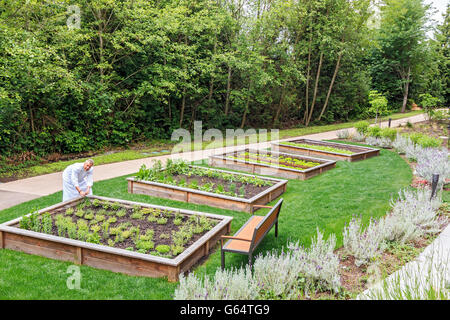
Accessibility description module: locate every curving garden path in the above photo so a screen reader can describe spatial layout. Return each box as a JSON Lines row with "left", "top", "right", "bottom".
{"left": 0, "top": 113, "right": 427, "bottom": 211}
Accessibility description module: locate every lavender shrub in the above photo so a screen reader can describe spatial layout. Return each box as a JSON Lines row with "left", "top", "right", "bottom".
{"left": 382, "top": 188, "right": 443, "bottom": 244}
{"left": 174, "top": 265, "right": 258, "bottom": 300}
{"left": 415, "top": 148, "right": 449, "bottom": 188}
{"left": 174, "top": 229, "right": 341, "bottom": 300}
{"left": 365, "top": 136, "right": 392, "bottom": 148}
{"left": 343, "top": 216, "right": 385, "bottom": 267}
{"left": 392, "top": 133, "right": 412, "bottom": 154}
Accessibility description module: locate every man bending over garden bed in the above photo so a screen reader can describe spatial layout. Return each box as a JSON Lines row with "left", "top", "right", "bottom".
{"left": 62, "top": 159, "right": 94, "bottom": 201}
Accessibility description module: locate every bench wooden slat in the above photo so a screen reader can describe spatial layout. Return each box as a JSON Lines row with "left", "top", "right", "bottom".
{"left": 221, "top": 198, "right": 283, "bottom": 269}
{"left": 223, "top": 216, "right": 264, "bottom": 253}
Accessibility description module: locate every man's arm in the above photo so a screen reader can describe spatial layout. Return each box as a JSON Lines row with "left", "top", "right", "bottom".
{"left": 71, "top": 165, "right": 84, "bottom": 196}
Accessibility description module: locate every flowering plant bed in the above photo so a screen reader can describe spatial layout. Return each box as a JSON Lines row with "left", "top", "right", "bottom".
{"left": 127, "top": 159, "right": 287, "bottom": 213}
{"left": 272, "top": 139, "right": 379, "bottom": 162}
{"left": 0, "top": 195, "right": 233, "bottom": 282}
{"left": 209, "top": 148, "right": 336, "bottom": 180}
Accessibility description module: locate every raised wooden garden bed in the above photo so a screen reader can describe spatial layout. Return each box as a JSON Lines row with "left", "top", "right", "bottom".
{"left": 272, "top": 139, "right": 380, "bottom": 162}
{"left": 209, "top": 148, "right": 336, "bottom": 180}
{"left": 127, "top": 163, "right": 287, "bottom": 214}
{"left": 0, "top": 195, "right": 232, "bottom": 282}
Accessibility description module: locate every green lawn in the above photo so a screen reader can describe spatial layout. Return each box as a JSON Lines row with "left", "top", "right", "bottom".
{"left": 0, "top": 145, "right": 415, "bottom": 299}
{"left": 0, "top": 111, "right": 422, "bottom": 182}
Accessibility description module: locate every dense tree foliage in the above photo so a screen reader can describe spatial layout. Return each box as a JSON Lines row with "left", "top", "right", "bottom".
{"left": 0, "top": 0, "right": 447, "bottom": 157}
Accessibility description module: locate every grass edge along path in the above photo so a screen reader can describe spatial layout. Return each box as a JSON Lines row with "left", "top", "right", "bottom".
{"left": 0, "top": 144, "right": 416, "bottom": 299}
{"left": 0, "top": 111, "right": 423, "bottom": 182}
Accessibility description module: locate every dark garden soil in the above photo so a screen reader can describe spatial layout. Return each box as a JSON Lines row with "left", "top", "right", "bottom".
{"left": 287, "top": 139, "right": 368, "bottom": 153}
{"left": 171, "top": 173, "right": 273, "bottom": 199}
{"left": 230, "top": 153, "right": 318, "bottom": 170}
{"left": 17, "top": 200, "right": 220, "bottom": 258}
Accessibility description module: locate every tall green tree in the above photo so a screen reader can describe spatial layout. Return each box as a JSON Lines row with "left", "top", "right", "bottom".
{"left": 369, "top": 0, "right": 430, "bottom": 112}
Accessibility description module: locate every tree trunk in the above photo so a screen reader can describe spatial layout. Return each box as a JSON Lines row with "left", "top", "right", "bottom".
{"left": 273, "top": 84, "right": 286, "bottom": 127}
{"left": 306, "top": 52, "right": 323, "bottom": 126}
{"left": 179, "top": 34, "right": 188, "bottom": 127}
{"left": 224, "top": 65, "right": 232, "bottom": 115}
{"left": 303, "top": 34, "right": 312, "bottom": 124}
{"left": 317, "top": 51, "right": 342, "bottom": 121}
{"left": 208, "top": 39, "right": 217, "bottom": 101}
{"left": 401, "top": 66, "right": 411, "bottom": 113}
{"left": 240, "top": 82, "right": 252, "bottom": 129}
{"left": 179, "top": 88, "right": 186, "bottom": 128}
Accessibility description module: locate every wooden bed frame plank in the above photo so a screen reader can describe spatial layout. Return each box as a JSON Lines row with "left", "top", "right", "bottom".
{"left": 0, "top": 195, "right": 233, "bottom": 282}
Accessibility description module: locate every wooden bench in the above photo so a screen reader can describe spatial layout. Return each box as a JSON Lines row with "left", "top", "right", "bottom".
{"left": 220, "top": 198, "right": 283, "bottom": 269}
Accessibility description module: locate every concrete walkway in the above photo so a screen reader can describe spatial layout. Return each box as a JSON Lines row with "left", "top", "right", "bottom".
{"left": 0, "top": 113, "right": 426, "bottom": 211}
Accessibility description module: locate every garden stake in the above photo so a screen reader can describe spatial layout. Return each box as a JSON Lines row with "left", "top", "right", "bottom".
{"left": 430, "top": 173, "right": 439, "bottom": 200}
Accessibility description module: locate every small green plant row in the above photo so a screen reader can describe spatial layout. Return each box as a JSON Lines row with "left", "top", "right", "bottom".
{"left": 154, "top": 174, "right": 247, "bottom": 198}
{"left": 136, "top": 159, "right": 272, "bottom": 188}
{"left": 280, "top": 142, "right": 355, "bottom": 155}
{"left": 135, "top": 160, "right": 273, "bottom": 198}
{"left": 18, "top": 205, "right": 218, "bottom": 258}
{"left": 242, "top": 152, "right": 320, "bottom": 168}
{"left": 354, "top": 121, "right": 442, "bottom": 148}
{"left": 227, "top": 151, "right": 321, "bottom": 169}
{"left": 71, "top": 198, "right": 176, "bottom": 221}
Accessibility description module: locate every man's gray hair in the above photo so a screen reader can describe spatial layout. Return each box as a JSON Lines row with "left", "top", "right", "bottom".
{"left": 85, "top": 159, "right": 94, "bottom": 166}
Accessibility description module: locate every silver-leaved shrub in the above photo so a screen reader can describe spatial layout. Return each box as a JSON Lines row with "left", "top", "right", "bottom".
{"left": 343, "top": 216, "right": 385, "bottom": 267}
{"left": 392, "top": 133, "right": 412, "bottom": 155}
{"left": 352, "top": 131, "right": 366, "bottom": 142}
{"left": 365, "top": 136, "right": 392, "bottom": 148}
{"left": 337, "top": 129, "right": 350, "bottom": 139}
{"left": 415, "top": 148, "right": 449, "bottom": 188}
{"left": 174, "top": 265, "right": 258, "bottom": 300}
{"left": 287, "top": 229, "right": 341, "bottom": 294}
{"left": 174, "top": 229, "right": 341, "bottom": 300}
{"left": 405, "top": 142, "right": 424, "bottom": 162}
{"left": 381, "top": 188, "right": 443, "bottom": 244}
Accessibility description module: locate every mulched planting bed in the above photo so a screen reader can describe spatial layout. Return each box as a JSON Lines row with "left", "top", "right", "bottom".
{"left": 15, "top": 197, "right": 220, "bottom": 258}
{"left": 273, "top": 138, "right": 379, "bottom": 162}
{"left": 398, "top": 120, "right": 449, "bottom": 146}
{"left": 209, "top": 148, "right": 336, "bottom": 180}
{"left": 0, "top": 195, "right": 233, "bottom": 281}
{"left": 133, "top": 159, "right": 275, "bottom": 199}
{"left": 128, "top": 160, "right": 287, "bottom": 213}
{"left": 225, "top": 150, "right": 324, "bottom": 170}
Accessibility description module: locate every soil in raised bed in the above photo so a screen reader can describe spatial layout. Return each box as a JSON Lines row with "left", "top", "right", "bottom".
{"left": 168, "top": 173, "right": 274, "bottom": 199}
{"left": 282, "top": 140, "right": 371, "bottom": 154}
{"left": 15, "top": 199, "right": 221, "bottom": 259}
{"left": 226, "top": 152, "right": 322, "bottom": 170}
